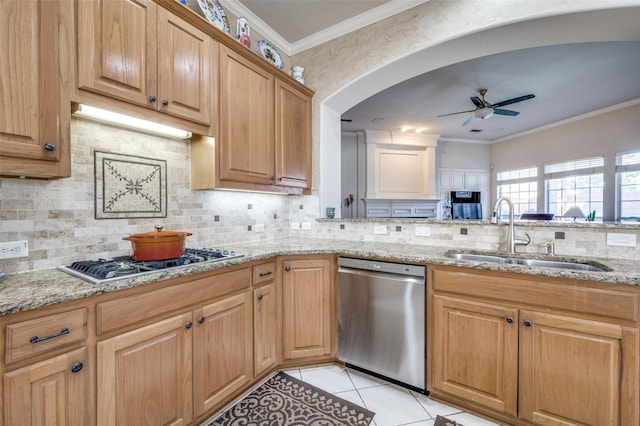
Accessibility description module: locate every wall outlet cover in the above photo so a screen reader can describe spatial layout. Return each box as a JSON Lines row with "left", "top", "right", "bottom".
{"left": 415, "top": 226, "right": 431, "bottom": 237}
{"left": 606, "top": 233, "right": 636, "bottom": 247}
{"left": 0, "top": 240, "right": 29, "bottom": 260}
{"left": 301, "top": 222, "right": 312, "bottom": 230}
{"left": 373, "top": 225, "right": 387, "bottom": 235}
{"left": 290, "top": 222, "right": 301, "bottom": 230}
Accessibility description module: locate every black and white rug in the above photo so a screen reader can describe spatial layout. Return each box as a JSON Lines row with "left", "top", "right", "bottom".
{"left": 207, "top": 371, "right": 375, "bottom": 426}
{"left": 434, "top": 415, "right": 464, "bottom": 426}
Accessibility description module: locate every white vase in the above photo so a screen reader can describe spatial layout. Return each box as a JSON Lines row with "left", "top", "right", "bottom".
{"left": 290, "top": 66, "right": 304, "bottom": 83}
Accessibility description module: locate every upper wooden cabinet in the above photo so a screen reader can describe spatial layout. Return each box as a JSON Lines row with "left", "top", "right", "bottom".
{"left": 0, "top": 0, "right": 73, "bottom": 178}
{"left": 191, "top": 45, "right": 313, "bottom": 194}
{"left": 77, "top": 0, "right": 214, "bottom": 127}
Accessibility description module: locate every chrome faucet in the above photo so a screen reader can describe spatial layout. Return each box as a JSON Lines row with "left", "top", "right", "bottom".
{"left": 490, "top": 196, "right": 531, "bottom": 253}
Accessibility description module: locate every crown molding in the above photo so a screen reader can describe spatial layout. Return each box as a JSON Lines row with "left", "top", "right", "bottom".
{"left": 221, "top": 0, "right": 430, "bottom": 56}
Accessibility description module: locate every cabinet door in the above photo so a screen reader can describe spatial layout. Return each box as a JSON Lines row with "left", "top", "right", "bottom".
{"left": 3, "top": 348, "right": 88, "bottom": 426}
{"left": 254, "top": 283, "right": 277, "bottom": 376}
{"left": 157, "top": 8, "right": 214, "bottom": 125}
{"left": 97, "top": 313, "right": 193, "bottom": 426}
{"left": 77, "top": 0, "right": 157, "bottom": 108}
{"left": 0, "top": 0, "right": 71, "bottom": 177}
{"left": 519, "top": 311, "right": 623, "bottom": 425}
{"left": 218, "top": 46, "right": 275, "bottom": 185}
{"left": 193, "top": 291, "right": 252, "bottom": 416}
{"left": 275, "top": 79, "right": 311, "bottom": 189}
{"left": 432, "top": 296, "right": 518, "bottom": 416}
{"left": 282, "top": 258, "right": 334, "bottom": 361}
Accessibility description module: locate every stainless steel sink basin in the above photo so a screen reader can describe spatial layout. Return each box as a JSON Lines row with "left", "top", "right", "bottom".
{"left": 445, "top": 252, "right": 611, "bottom": 272}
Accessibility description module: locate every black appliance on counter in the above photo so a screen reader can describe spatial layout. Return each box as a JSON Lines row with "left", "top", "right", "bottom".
{"left": 58, "top": 248, "right": 243, "bottom": 284}
{"left": 450, "top": 191, "right": 482, "bottom": 219}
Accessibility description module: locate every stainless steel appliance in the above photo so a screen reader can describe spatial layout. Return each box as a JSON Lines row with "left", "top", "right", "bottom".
{"left": 337, "top": 257, "right": 426, "bottom": 392}
{"left": 58, "top": 248, "right": 243, "bottom": 284}
{"left": 451, "top": 190, "right": 483, "bottom": 219}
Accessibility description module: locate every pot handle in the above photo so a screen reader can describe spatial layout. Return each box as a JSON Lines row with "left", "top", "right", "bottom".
{"left": 155, "top": 225, "right": 164, "bottom": 232}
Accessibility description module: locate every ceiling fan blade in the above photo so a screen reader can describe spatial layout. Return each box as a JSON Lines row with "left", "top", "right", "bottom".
{"left": 492, "top": 94, "right": 535, "bottom": 108}
{"left": 470, "top": 96, "right": 484, "bottom": 108}
{"left": 493, "top": 108, "right": 520, "bottom": 116}
{"left": 437, "top": 109, "right": 476, "bottom": 117}
{"left": 462, "top": 115, "right": 475, "bottom": 126}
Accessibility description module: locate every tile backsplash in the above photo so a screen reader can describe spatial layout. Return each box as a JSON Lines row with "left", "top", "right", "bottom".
{"left": 0, "top": 119, "right": 317, "bottom": 273}
{"left": 1, "top": 119, "right": 637, "bottom": 274}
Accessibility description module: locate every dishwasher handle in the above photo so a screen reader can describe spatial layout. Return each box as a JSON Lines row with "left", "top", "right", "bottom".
{"left": 338, "top": 266, "right": 424, "bottom": 285}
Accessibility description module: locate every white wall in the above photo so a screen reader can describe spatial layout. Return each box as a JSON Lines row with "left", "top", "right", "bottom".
{"left": 491, "top": 101, "right": 640, "bottom": 219}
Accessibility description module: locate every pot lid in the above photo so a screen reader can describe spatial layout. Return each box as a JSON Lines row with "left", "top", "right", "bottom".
{"left": 126, "top": 226, "right": 192, "bottom": 239}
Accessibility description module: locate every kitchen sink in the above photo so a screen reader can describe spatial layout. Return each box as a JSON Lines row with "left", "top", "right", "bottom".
{"left": 445, "top": 252, "right": 611, "bottom": 272}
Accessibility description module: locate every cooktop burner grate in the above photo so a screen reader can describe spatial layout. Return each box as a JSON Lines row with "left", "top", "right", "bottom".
{"left": 59, "top": 248, "right": 243, "bottom": 284}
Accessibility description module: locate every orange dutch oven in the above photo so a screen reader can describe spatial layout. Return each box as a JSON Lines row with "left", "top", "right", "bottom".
{"left": 123, "top": 226, "right": 192, "bottom": 261}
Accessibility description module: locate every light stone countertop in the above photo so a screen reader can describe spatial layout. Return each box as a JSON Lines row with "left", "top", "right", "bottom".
{"left": 2, "top": 237, "right": 639, "bottom": 317}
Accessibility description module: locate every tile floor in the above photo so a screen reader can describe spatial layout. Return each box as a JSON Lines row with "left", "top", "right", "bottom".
{"left": 283, "top": 365, "right": 500, "bottom": 426}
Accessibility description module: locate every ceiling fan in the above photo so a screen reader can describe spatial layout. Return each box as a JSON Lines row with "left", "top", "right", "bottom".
{"left": 438, "top": 88, "right": 535, "bottom": 126}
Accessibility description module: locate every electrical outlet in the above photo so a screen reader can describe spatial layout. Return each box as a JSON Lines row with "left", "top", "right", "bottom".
{"left": 606, "top": 233, "right": 636, "bottom": 247}
{"left": 254, "top": 224, "right": 265, "bottom": 232}
{"left": 290, "top": 222, "right": 301, "bottom": 230}
{"left": 415, "top": 226, "right": 431, "bottom": 237}
{"left": 0, "top": 240, "right": 29, "bottom": 259}
{"left": 301, "top": 222, "right": 312, "bottom": 230}
{"left": 373, "top": 225, "right": 387, "bottom": 235}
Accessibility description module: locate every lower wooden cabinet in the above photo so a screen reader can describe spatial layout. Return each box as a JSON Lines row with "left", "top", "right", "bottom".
{"left": 97, "top": 313, "right": 193, "bottom": 426}
{"left": 281, "top": 257, "right": 335, "bottom": 361}
{"left": 430, "top": 266, "right": 639, "bottom": 426}
{"left": 254, "top": 282, "right": 277, "bottom": 376}
{"left": 97, "top": 289, "right": 253, "bottom": 425}
{"left": 3, "top": 347, "right": 88, "bottom": 426}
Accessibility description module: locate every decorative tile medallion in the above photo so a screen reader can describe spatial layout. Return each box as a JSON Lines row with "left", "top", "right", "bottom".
{"left": 94, "top": 151, "right": 167, "bottom": 219}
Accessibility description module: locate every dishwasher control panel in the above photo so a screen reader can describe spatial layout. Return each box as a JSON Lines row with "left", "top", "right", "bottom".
{"left": 338, "top": 257, "right": 425, "bottom": 277}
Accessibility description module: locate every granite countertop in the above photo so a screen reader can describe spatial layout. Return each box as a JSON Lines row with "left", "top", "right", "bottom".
{"left": 2, "top": 237, "right": 640, "bottom": 317}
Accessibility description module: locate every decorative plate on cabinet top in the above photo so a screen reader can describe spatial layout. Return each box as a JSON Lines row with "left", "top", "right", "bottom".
{"left": 196, "top": 0, "right": 231, "bottom": 34}
{"left": 257, "top": 40, "right": 284, "bottom": 69}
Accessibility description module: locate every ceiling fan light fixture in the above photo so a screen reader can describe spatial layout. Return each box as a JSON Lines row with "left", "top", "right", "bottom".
{"left": 475, "top": 107, "right": 494, "bottom": 120}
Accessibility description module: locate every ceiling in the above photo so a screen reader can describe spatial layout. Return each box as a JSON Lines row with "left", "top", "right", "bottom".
{"left": 230, "top": 1, "right": 640, "bottom": 142}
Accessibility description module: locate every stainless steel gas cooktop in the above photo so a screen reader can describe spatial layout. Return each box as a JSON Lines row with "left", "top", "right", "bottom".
{"left": 58, "top": 248, "right": 243, "bottom": 284}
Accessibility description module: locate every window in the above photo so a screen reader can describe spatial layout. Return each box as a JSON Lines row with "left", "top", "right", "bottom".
{"left": 496, "top": 167, "right": 537, "bottom": 218}
{"left": 616, "top": 151, "right": 640, "bottom": 221}
{"left": 545, "top": 157, "right": 604, "bottom": 219}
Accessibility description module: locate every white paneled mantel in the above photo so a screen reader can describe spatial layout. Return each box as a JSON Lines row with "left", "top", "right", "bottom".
{"left": 365, "top": 130, "right": 439, "bottom": 199}
{"left": 363, "top": 130, "right": 440, "bottom": 218}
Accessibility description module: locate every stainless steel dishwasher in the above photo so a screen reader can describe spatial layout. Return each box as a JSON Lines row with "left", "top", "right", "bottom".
{"left": 338, "top": 257, "right": 426, "bottom": 392}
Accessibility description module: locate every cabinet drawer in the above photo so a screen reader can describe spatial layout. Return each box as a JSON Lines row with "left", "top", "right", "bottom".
{"left": 432, "top": 268, "right": 638, "bottom": 322}
{"left": 253, "top": 262, "right": 275, "bottom": 285}
{"left": 97, "top": 267, "right": 250, "bottom": 334}
{"left": 5, "top": 308, "right": 87, "bottom": 364}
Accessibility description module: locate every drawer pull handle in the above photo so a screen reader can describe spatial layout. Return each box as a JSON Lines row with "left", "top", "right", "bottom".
{"left": 259, "top": 271, "right": 273, "bottom": 277}
{"left": 30, "top": 327, "right": 69, "bottom": 344}
{"left": 70, "top": 362, "right": 83, "bottom": 373}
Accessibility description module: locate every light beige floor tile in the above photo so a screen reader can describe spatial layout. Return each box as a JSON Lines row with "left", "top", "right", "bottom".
{"left": 346, "top": 368, "right": 392, "bottom": 389}
{"left": 299, "top": 364, "right": 356, "bottom": 393}
{"left": 357, "top": 384, "right": 430, "bottom": 426}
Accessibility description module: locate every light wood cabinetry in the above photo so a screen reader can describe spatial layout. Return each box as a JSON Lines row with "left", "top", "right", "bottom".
{"left": 77, "top": 0, "right": 214, "bottom": 127}
{"left": 429, "top": 266, "right": 639, "bottom": 426}
{"left": 2, "top": 306, "right": 90, "bottom": 426}
{"left": 97, "top": 313, "right": 193, "bottom": 426}
{"left": 0, "top": 0, "right": 73, "bottom": 178}
{"left": 191, "top": 46, "right": 313, "bottom": 194}
{"left": 281, "top": 257, "right": 335, "bottom": 362}
{"left": 4, "top": 348, "right": 88, "bottom": 426}
{"left": 253, "top": 261, "right": 278, "bottom": 376}
{"left": 96, "top": 266, "right": 252, "bottom": 425}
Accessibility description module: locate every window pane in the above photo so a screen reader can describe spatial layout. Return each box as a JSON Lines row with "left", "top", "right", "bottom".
{"left": 619, "top": 170, "right": 640, "bottom": 220}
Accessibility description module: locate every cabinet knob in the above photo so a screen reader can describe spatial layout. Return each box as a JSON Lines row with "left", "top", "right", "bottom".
{"left": 185, "top": 321, "right": 193, "bottom": 329}
{"left": 270, "top": 176, "right": 275, "bottom": 181}
{"left": 149, "top": 95, "right": 157, "bottom": 102}
{"left": 523, "top": 320, "right": 533, "bottom": 327}
{"left": 198, "top": 316, "right": 205, "bottom": 324}
{"left": 285, "top": 266, "right": 291, "bottom": 272}
{"left": 162, "top": 99, "right": 169, "bottom": 106}
{"left": 257, "top": 294, "right": 263, "bottom": 301}
{"left": 70, "top": 362, "right": 83, "bottom": 373}
{"left": 43, "top": 142, "right": 56, "bottom": 151}
{"left": 505, "top": 316, "right": 514, "bottom": 324}
{"left": 278, "top": 177, "right": 283, "bottom": 182}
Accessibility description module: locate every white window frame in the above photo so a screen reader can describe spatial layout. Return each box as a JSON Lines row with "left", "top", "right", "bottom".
{"left": 616, "top": 151, "right": 640, "bottom": 221}
{"left": 544, "top": 157, "right": 604, "bottom": 219}
{"left": 496, "top": 167, "right": 538, "bottom": 219}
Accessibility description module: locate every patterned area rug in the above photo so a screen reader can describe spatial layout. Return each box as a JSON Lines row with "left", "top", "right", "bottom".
{"left": 207, "top": 371, "right": 375, "bottom": 426}
{"left": 434, "top": 415, "right": 464, "bottom": 426}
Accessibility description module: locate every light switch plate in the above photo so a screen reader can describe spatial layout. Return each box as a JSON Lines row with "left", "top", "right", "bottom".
{"left": 373, "top": 225, "right": 387, "bottom": 235}
{"left": 606, "top": 233, "right": 636, "bottom": 247}
{"left": 415, "top": 226, "right": 431, "bottom": 237}
{"left": 301, "top": 222, "right": 311, "bottom": 230}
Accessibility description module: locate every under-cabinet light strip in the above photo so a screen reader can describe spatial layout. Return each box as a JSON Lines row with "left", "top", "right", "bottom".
{"left": 73, "top": 104, "right": 192, "bottom": 140}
